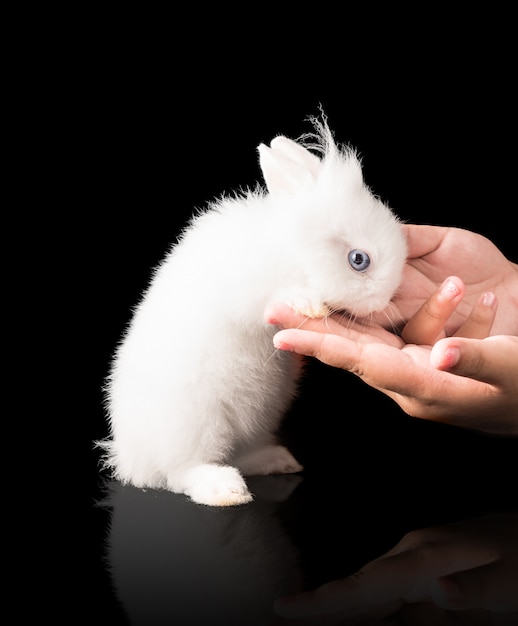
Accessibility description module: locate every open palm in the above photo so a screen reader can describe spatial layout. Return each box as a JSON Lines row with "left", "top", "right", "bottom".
{"left": 386, "top": 225, "right": 517, "bottom": 335}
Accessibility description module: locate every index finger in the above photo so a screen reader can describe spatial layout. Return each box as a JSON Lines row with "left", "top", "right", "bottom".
{"left": 402, "top": 277, "right": 465, "bottom": 345}
{"left": 272, "top": 328, "right": 424, "bottom": 392}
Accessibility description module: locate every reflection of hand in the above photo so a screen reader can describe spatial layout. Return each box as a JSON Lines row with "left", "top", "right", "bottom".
{"left": 387, "top": 225, "right": 518, "bottom": 337}
{"left": 273, "top": 513, "right": 518, "bottom": 624}
{"left": 266, "top": 274, "right": 518, "bottom": 435}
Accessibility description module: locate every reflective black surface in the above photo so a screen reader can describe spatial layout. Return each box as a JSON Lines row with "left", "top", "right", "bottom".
{"left": 86, "top": 372, "right": 518, "bottom": 625}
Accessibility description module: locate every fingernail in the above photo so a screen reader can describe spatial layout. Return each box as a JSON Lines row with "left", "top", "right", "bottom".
{"left": 440, "top": 279, "right": 460, "bottom": 300}
{"left": 442, "top": 346, "right": 461, "bottom": 368}
{"left": 274, "top": 339, "right": 293, "bottom": 352}
{"left": 436, "top": 576, "right": 461, "bottom": 601}
{"left": 482, "top": 291, "right": 496, "bottom": 307}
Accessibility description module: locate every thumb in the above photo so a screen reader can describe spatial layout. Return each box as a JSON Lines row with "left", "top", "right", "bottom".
{"left": 430, "top": 563, "right": 518, "bottom": 612}
{"left": 430, "top": 335, "right": 518, "bottom": 386}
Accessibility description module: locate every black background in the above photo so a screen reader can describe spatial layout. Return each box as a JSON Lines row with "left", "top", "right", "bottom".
{"left": 44, "top": 11, "right": 518, "bottom": 624}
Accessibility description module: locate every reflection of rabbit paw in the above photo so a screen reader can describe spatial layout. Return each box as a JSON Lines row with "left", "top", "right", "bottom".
{"left": 174, "top": 465, "right": 253, "bottom": 507}
{"left": 246, "top": 474, "right": 304, "bottom": 503}
{"left": 235, "top": 445, "right": 304, "bottom": 476}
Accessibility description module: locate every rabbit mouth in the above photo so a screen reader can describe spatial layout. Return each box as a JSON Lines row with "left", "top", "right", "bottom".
{"left": 328, "top": 307, "right": 377, "bottom": 328}
{"left": 326, "top": 306, "right": 356, "bottom": 321}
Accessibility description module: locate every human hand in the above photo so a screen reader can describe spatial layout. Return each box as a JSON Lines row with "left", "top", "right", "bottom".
{"left": 266, "top": 276, "right": 518, "bottom": 434}
{"left": 380, "top": 225, "right": 518, "bottom": 337}
{"left": 272, "top": 513, "right": 518, "bottom": 625}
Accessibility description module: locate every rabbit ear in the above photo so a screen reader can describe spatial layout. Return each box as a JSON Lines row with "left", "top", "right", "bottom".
{"left": 258, "top": 136, "right": 321, "bottom": 196}
{"left": 269, "top": 136, "right": 321, "bottom": 172}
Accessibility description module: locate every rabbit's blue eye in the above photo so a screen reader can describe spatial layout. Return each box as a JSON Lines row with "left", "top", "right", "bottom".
{"left": 348, "top": 249, "right": 371, "bottom": 272}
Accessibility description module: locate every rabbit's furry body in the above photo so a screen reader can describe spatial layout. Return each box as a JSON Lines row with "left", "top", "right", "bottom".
{"left": 99, "top": 116, "right": 407, "bottom": 506}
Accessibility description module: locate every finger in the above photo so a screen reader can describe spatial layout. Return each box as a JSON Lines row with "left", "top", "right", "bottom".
{"left": 273, "top": 329, "right": 412, "bottom": 385}
{"left": 430, "top": 335, "right": 518, "bottom": 386}
{"left": 273, "top": 329, "right": 364, "bottom": 369}
{"left": 401, "top": 277, "right": 465, "bottom": 345}
{"left": 431, "top": 562, "right": 518, "bottom": 612}
{"left": 273, "top": 571, "right": 404, "bottom": 620}
{"left": 265, "top": 302, "right": 316, "bottom": 329}
{"left": 265, "top": 302, "right": 352, "bottom": 337}
{"left": 453, "top": 291, "right": 497, "bottom": 339}
{"left": 274, "top": 536, "right": 492, "bottom": 621}
{"left": 398, "top": 603, "right": 450, "bottom": 626}
{"left": 267, "top": 303, "right": 403, "bottom": 346}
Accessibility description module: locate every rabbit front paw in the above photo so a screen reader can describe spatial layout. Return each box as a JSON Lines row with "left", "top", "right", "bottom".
{"left": 172, "top": 464, "right": 253, "bottom": 507}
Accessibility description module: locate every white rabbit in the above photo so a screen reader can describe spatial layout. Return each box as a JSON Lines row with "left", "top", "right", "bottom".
{"left": 98, "top": 115, "right": 407, "bottom": 506}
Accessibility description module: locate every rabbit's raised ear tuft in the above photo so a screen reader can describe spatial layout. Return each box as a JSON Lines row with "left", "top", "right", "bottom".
{"left": 258, "top": 136, "right": 321, "bottom": 197}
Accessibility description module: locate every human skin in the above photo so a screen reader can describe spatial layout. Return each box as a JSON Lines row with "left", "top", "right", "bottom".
{"left": 267, "top": 225, "right": 518, "bottom": 624}
{"left": 265, "top": 226, "right": 518, "bottom": 435}
{"left": 272, "top": 513, "right": 518, "bottom": 624}
{"left": 379, "top": 224, "right": 518, "bottom": 337}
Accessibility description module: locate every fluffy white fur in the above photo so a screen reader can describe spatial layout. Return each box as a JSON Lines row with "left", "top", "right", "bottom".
{"left": 98, "top": 116, "right": 407, "bottom": 506}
